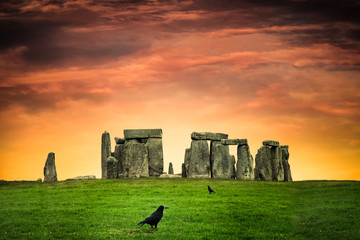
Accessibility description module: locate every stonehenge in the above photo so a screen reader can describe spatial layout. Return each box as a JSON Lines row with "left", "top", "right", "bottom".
{"left": 101, "top": 129, "right": 164, "bottom": 179}
{"left": 44, "top": 152, "right": 57, "bottom": 182}
{"left": 182, "top": 132, "right": 292, "bottom": 181}
{"left": 101, "top": 129, "right": 292, "bottom": 181}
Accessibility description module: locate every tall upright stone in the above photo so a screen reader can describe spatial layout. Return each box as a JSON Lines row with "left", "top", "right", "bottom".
{"left": 44, "top": 152, "right": 57, "bottom": 182}
{"left": 281, "top": 145, "right": 292, "bottom": 181}
{"left": 182, "top": 163, "right": 187, "bottom": 178}
{"left": 168, "top": 162, "right": 174, "bottom": 175}
{"left": 124, "top": 139, "right": 149, "bottom": 178}
{"left": 236, "top": 143, "right": 254, "bottom": 180}
{"left": 211, "top": 141, "right": 233, "bottom": 178}
{"left": 106, "top": 156, "right": 118, "bottom": 179}
{"left": 188, "top": 140, "right": 210, "bottom": 178}
{"left": 255, "top": 140, "right": 284, "bottom": 181}
{"left": 146, "top": 138, "right": 163, "bottom": 177}
{"left": 114, "top": 143, "right": 125, "bottom": 177}
{"left": 184, "top": 148, "right": 191, "bottom": 177}
{"left": 101, "top": 131, "right": 111, "bottom": 179}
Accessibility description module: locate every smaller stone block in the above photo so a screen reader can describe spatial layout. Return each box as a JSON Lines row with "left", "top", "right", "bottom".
{"left": 263, "top": 140, "right": 280, "bottom": 147}
{"left": 124, "top": 129, "right": 162, "bottom": 139}
{"left": 221, "top": 139, "right": 248, "bottom": 145}
{"left": 191, "top": 132, "right": 228, "bottom": 140}
{"left": 114, "top": 137, "right": 125, "bottom": 144}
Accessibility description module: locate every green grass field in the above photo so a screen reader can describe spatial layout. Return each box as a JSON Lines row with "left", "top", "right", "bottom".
{"left": 0, "top": 179, "right": 359, "bottom": 239}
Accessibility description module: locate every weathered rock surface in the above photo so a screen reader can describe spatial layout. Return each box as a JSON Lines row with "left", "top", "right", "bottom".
{"left": 146, "top": 138, "right": 163, "bottom": 176}
{"left": 263, "top": 140, "right": 280, "bottom": 147}
{"left": 236, "top": 144, "right": 254, "bottom": 180}
{"left": 44, "top": 152, "right": 57, "bottom": 182}
{"left": 124, "top": 140, "right": 149, "bottom": 178}
{"left": 124, "top": 129, "right": 162, "bottom": 139}
{"left": 188, "top": 140, "right": 210, "bottom": 178}
{"left": 106, "top": 156, "right": 118, "bottom": 179}
{"left": 159, "top": 174, "right": 182, "bottom": 178}
{"left": 221, "top": 139, "right": 248, "bottom": 145}
{"left": 255, "top": 142, "right": 284, "bottom": 181}
{"left": 230, "top": 155, "right": 236, "bottom": 178}
{"left": 183, "top": 148, "right": 191, "bottom": 177}
{"left": 114, "top": 143, "right": 125, "bottom": 177}
{"left": 66, "top": 175, "right": 96, "bottom": 181}
{"left": 182, "top": 163, "right": 187, "bottom": 178}
{"left": 168, "top": 162, "right": 174, "bottom": 175}
{"left": 254, "top": 146, "right": 272, "bottom": 181}
{"left": 114, "top": 137, "right": 125, "bottom": 144}
{"left": 191, "top": 132, "right": 228, "bottom": 141}
{"left": 281, "top": 146, "right": 292, "bottom": 181}
{"left": 211, "top": 141, "right": 233, "bottom": 178}
{"left": 101, "top": 131, "right": 111, "bottom": 179}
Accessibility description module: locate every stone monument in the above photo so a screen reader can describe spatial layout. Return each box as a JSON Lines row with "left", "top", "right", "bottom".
{"left": 44, "top": 152, "right": 57, "bottom": 182}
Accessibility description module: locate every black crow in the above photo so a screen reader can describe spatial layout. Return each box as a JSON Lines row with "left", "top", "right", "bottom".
{"left": 208, "top": 185, "right": 216, "bottom": 194}
{"left": 137, "top": 205, "right": 168, "bottom": 230}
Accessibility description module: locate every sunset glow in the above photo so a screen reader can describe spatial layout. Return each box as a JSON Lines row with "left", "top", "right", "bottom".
{"left": 1, "top": 0, "right": 359, "bottom": 181}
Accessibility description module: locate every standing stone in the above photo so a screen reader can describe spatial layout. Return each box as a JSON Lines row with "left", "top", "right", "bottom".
{"left": 106, "top": 156, "right": 118, "bottom": 179}
{"left": 44, "top": 152, "right": 57, "bottom": 182}
{"left": 114, "top": 143, "right": 125, "bottom": 177}
{"left": 124, "top": 139, "right": 149, "bottom": 178}
{"left": 254, "top": 141, "right": 284, "bottom": 181}
{"left": 188, "top": 140, "right": 210, "bottom": 178}
{"left": 211, "top": 141, "right": 233, "bottom": 178}
{"left": 236, "top": 144, "right": 254, "bottom": 180}
{"left": 230, "top": 155, "right": 236, "bottom": 178}
{"left": 101, "top": 131, "right": 111, "bottom": 179}
{"left": 146, "top": 138, "right": 163, "bottom": 177}
{"left": 281, "top": 146, "right": 292, "bottom": 181}
{"left": 182, "top": 163, "right": 187, "bottom": 178}
{"left": 184, "top": 148, "right": 191, "bottom": 177}
{"left": 168, "top": 162, "right": 174, "bottom": 175}
{"left": 254, "top": 146, "right": 272, "bottom": 181}
{"left": 271, "top": 146, "right": 284, "bottom": 181}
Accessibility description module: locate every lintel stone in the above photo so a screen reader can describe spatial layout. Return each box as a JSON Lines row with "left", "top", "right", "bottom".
{"left": 124, "top": 129, "right": 162, "bottom": 139}
{"left": 114, "top": 137, "right": 126, "bottom": 144}
{"left": 191, "top": 132, "right": 228, "bottom": 140}
{"left": 263, "top": 140, "right": 280, "bottom": 147}
{"left": 221, "top": 139, "right": 248, "bottom": 146}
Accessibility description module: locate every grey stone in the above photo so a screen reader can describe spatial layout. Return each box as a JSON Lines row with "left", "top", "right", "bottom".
{"left": 114, "top": 137, "right": 125, "bottom": 144}
{"left": 168, "top": 162, "right": 174, "bottom": 175}
{"left": 106, "top": 156, "right": 118, "bottom": 179}
{"left": 101, "top": 131, "right": 111, "bottom": 179}
{"left": 254, "top": 146, "right": 272, "bottom": 181}
{"left": 230, "top": 155, "right": 236, "bottom": 178}
{"left": 211, "top": 141, "right": 233, "bottom": 178}
{"left": 66, "top": 175, "right": 96, "bottom": 181}
{"left": 124, "top": 140, "right": 149, "bottom": 178}
{"left": 44, "top": 152, "right": 57, "bottom": 182}
{"left": 188, "top": 140, "right": 210, "bottom": 178}
{"left": 114, "top": 144, "right": 125, "bottom": 177}
{"left": 159, "top": 174, "right": 182, "bottom": 178}
{"left": 124, "top": 129, "right": 162, "bottom": 139}
{"left": 182, "top": 163, "right": 187, "bottom": 178}
{"left": 281, "top": 146, "right": 292, "bottom": 182}
{"left": 221, "top": 139, "right": 248, "bottom": 146}
{"left": 236, "top": 144, "right": 254, "bottom": 180}
{"left": 191, "top": 132, "right": 228, "bottom": 141}
{"left": 146, "top": 138, "right": 163, "bottom": 177}
{"left": 263, "top": 140, "right": 280, "bottom": 147}
{"left": 254, "top": 145, "right": 284, "bottom": 181}
{"left": 184, "top": 148, "right": 191, "bottom": 178}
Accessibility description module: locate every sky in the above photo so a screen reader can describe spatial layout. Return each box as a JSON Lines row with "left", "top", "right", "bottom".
{"left": 0, "top": 0, "right": 359, "bottom": 181}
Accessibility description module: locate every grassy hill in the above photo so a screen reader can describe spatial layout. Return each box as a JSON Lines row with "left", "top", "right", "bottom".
{"left": 0, "top": 179, "right": 359, "bottom": 239}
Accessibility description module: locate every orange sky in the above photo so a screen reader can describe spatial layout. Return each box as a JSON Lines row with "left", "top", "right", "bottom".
{"left": 1, "top": 0, "right": 359, "bottom": 181}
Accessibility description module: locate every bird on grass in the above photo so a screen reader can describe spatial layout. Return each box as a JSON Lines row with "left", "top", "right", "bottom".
{"left": 208, "top": 185, "right": 216, "bottom": 194}
{"left": 137, "top": 205, "right": 168, "bottom": 230}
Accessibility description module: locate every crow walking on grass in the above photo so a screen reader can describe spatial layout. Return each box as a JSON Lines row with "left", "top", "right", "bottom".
{"left": 137, "top": 205, "right": 168, "bottom": 230}
{"left": 208, "top": 185, "right": 216, "bottom": 194}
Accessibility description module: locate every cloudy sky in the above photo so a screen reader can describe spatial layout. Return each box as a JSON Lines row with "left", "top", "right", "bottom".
{"left": 1, "top": 0, "right": 359, "bottom": 181}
